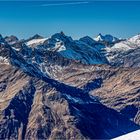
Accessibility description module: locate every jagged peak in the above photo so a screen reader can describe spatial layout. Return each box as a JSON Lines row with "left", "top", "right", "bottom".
{"left": 128, "top": 34, "right": 140, "bottom": 41}
{"left": 80, "top": 36, "right": 95, "bottom": 42}
{"left": 28, "top": 34, "right": 44, "bottom": 40}
{"left": 4, "top": 35, "right": 18, "bottom": 42}
{"left": 0, "top": 34, "right": 3, "bottom": 38}
{"left": 79, "top": 36, "right": 96, "bottom": 46}
{"left": 51, "top": 32, "right": 73, "bottom": 43}
{"left": 94, "top": 33, "right": 104, "bottom": 42}
{"left": 94, "top": 33, "right": 119, "bottom": 43}
{"left": 0, "top": 34, "right": 5, "bottom": 43}
{"left": 25, "top": 34, "right": 45, "bottom": 46}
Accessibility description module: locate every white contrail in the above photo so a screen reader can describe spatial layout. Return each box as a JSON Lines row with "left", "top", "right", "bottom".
{"left": 41, "top": 1, "right": 89, "bottom": 7}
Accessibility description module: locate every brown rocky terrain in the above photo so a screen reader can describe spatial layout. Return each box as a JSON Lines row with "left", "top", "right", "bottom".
{"left": 0, "top": 62, "right": 139, "bottom": 139}
{"left": 56, "top": 64, "right": 140, "bottom": 125}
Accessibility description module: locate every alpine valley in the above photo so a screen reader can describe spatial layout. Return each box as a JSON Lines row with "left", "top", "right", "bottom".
{"left": 0, "top": 32, "right": 140, "bottom": 140}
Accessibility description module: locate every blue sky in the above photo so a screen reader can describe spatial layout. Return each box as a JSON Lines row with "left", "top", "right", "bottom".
{"left": 0, "top": 1, "right": 140, "bottom": 39}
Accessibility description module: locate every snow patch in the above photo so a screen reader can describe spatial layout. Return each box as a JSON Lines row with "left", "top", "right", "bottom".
{"left": 54, "top": 41, "right": 66, "bottom": 52}
{"left": 108, "top": 42, "right": 131, "bottom": 51}
{"left": 94, "top": 34, "right": 103, "bottom": 42}
{"left": 128, "top": 34, "right": 140, "bottom": 46}
{"left": 0, "top": 56, "right": 9, "bottom": 65}
{"left": 26, "top": 38, "right": 47, "bottom": 47}
{"left": 112, "top": 130, "right": 140, "bottom": 140}
{"left": 94, "top": 34, "right": 119, "bottom": 43}
{"left": 12, "top": 47, "right": 20, "bottom": 51}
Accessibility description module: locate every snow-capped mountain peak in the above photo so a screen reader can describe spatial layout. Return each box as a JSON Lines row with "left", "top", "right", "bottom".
{"left": 94, "top": 33, "right": 104, "bottom": 42}
{"left": 5, "top": 33, "right": 140, "bottom": 67}
{"left": 26, "top": 38, "right": 48, "bottom": 47}
{"left": 29, "top": 34, "right": 44, "bottom": 40}
{"left": 4, "top": 35, "right": 19, "bottom": 45}
{"left": 43, "top": 32, "right": 108, "bottom": 64}
{"left": 128, "top": 34, "right": 140, "bottom": 46}
{"left": 51, "top": 32, "right": 73, "bottom": 43}
{"left": 23, "top": 32, "right": 108, "bottom": 65}
{"left": 94, "top": 33, "right": 119, "bottom": 43}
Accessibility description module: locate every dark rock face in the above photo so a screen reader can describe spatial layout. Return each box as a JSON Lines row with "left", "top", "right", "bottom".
{"left": 26, "top": 34, "right": 44, "bottom": 42}
{"left": 0, "top": 34, "right": 5, "bottom": 43}
{"left": 0, "top": 43, "right": 10, "bottom": 60}
{"left": 4, "top": 35, "right": 19, "bottom": 45}
{"left": 0, "top": 81, "right": 36, "bottom": 139}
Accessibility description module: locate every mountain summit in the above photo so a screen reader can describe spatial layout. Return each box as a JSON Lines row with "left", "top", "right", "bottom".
{"left": 94, "top": 33, "right": 119, "bottom": 43}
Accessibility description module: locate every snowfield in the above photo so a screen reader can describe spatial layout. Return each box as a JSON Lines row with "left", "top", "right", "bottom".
{"left": 128, "top": 34, "right": 140, "bottom": 46}
{"left": 112, "top": 130, "right": 140, "bottom": 140}
{"left": 26, "top": 38, "right": 47, "bottom": 47}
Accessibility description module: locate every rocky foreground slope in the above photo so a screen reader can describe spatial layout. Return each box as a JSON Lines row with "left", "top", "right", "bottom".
{"left": 0, "top": 33, "right": 140, "bottom": 139}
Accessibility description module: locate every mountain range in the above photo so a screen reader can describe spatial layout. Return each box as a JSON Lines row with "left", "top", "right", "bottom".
{"left": 0, "top": 32, "right": 140, "bottom": 139}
